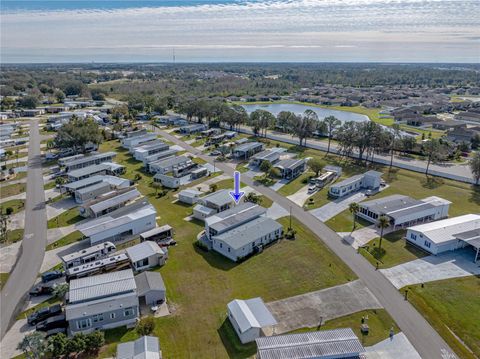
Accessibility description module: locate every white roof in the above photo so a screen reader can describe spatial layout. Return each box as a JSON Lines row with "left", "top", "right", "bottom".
{"left": 408, "top": 214, "right": 480, "bottom": 244}
{"left": 179, "top": 189, "right": 203, "bottom": 197}
{"left": 117, "top": 336, "right": 161, "bottom": 359}
{"left": 126, "top": 241, "right": 165, "bottom": 263}
{"left": 227, "top": 297, "right": 277, "bottom": 333}
{"left": 68, "top": 269, "right": 136, "bottom": 303}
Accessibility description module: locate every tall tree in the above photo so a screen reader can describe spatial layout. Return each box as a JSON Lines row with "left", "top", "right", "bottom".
{"left": 308, "top": 157, "right": 323, "bottom": 176}
{"left": 17, "top": 332, "right": 47, "bottom": 359}
{"left": 389, "top": 124, "right": 401, "bottom": 168}
{"left": 377, "top": 215, "right": 390, "bottom": 250}
{"left": 349, "top": 202, "right": 359, "bottom": 232}
{"left": 322, "top": 116, "right": 341, "bottom": 155}
{"left": 422, "top": 139, "right": 447, "bottom": 176}
{"left": 470, "top": 152, "right": 480, "bottom": 185}
{"left": 276, "top": 111, "right": 296, "bottom": 133}
{"left": 54, "top": 116, "right": 102, "bottom": 154}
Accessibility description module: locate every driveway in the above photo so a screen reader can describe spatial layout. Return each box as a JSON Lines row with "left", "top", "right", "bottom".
{"left": 266, "top": 280, "right": 382, "bottom": 334}
{"left": 380, "top": 249, "right": 480, "bottom": 289}
{"left": 338, "top": 225, "right": 396, "bottom": 249}
{"left": 46, "top": 197, "right": 77, "bottom": 220}
{"left": 47, "top": 225, "right": 77, "bottom": 245}
{"left": 309, "top": 191, "right": 366, "bottom": 222}
{"left": 266, "top": 203, "right": 289, "bottom": 220}
{"left": 286, "top": 184, "right": 311, "bottom": 206}
{"left": 7, "top": 210, "right": 25, "bottom": 231}
{"left": 366, "top": 333, "right": 422, "bottom": 359}
{"left": 0, "top": 319, "right": 32, "bottom": 359}
{"left": 40, "top": 240, "right": 88, "bottom": 273}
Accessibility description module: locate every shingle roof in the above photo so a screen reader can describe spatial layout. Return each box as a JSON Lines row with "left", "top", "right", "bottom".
{"left": 117, "top": 336, "right": 161, "bottom": 359}
{"left": 69, "top": 269, "right": 136, "bottom": 303}
{"left": 135, "top": 271, "right": 166, "bottom": 297}
{"left": 228, "top": 297, "right": 277, "bottom": 333}
{"left": 256, "top": 328, "right": 365, "bottom": 359}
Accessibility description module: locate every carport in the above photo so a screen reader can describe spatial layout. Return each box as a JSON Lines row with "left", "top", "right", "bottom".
{"left": 455, "top": 229, "right": 480, "bottom": 262}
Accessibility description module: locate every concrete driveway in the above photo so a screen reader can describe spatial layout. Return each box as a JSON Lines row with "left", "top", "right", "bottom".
{"left": 266, "top": 202, "right": 289, "bottom": 220}
{"left": 0, "top": 319, "right": 33, "bottom": 359}
{"left": 286, "top": 184, "right": 311, "bottom": 206}
{"left": 266, "top": 279, "right": 382, "bottom": 334}
{"left": 366, "top": 333, "right": 422, "bottom": 359}
{"left": 46, "top": 197, "right": 77, "bottom": 220}
{"left": 309, "top": 190, "right": 367, "bottom": 222}
{"left": 381, "top": 248, "right": 480, "bottom": 289}
{"left": 338, "top": 226, "right": 396, "bottom": 249}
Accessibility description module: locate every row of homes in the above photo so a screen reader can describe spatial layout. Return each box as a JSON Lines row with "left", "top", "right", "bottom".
{"left": 249, "top": 147, "right": 307, "bottom": 179}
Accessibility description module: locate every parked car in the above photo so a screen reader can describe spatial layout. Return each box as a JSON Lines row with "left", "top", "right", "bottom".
{"left": 41, "top": 270, "right": 64, "bottom": 283}
{"left": 36, "top": 314, "right": 67, "bottom": 332}
{"left": 27, "top": 304, "right": 62, "bottom": 325}
{"left": 45, "top": 327, "right": 67, "bottom": 338}
{"left": 210, "top": 150, "right": 221, "bottom": 156}
{"left": 29, "top": 284, "right": 56, "bottom": 296}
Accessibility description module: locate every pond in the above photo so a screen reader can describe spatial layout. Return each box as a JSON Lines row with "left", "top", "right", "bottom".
{"left": 241, "top": 103, "right": 369, "bottom": 123}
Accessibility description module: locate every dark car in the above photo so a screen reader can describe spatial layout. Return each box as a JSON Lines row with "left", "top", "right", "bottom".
{"left": 29, "top": 284, "right": 56, "bottom": 296}
{"left": 36, "top": 314, "right": 67, "bottom": 332}
{"left": 41, "top": 270, "right": 64, "bottom": 283}
{"left": 45, "top": 327, "right": 67, "bottom": 338}
{"left": 27, "top": 304, "right": 62, "bottom": 325}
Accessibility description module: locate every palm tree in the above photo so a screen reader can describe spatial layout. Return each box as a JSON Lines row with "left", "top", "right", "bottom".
{"left": 348, "top": 202, "right": 359, "bottom": 232}
{"left": 323, "top": 116, "right": 341, "bottom": 155}
{"left": 377, "top": 215, "right": 390, "bottom": 249}
{"left": 389, "top": 124, "right": 401, "bottom": 169}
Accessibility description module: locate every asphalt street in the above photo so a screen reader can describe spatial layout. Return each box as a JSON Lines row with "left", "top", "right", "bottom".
{"left": 0, "top": 119, "right": 47, "bottom": 340}
{"left": 156, "top": 126, "right": 459, "bottom": 359}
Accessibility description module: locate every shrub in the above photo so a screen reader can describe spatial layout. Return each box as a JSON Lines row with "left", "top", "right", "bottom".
{"left": 136, "top": 316, "right": 156, "bottom": 336}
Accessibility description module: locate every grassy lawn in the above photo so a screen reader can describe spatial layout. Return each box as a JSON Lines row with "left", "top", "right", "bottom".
{"left": 0, "top": 199, "right": 25, "bottom": 214}
{"left": 404, "top": 277, "right": 480, "bottom": 359}
{"left": 46, "top": 230, "right": 84, "bottom": 251}
{"left": 292, "top": 309, "right": 399, "bottom": 347}
{"left": 325, "top": 211, "right": 371, "bottom": 232}
{"left": 277, "top": 171, "right": 314, "bottom": 196}
{"left": 0, "top": 182, "right": 26, "bottom": 199}
{"left": 359, "top": 230, "right": 429, "bottom": 269}
{"left": 47, "top": 207, "right": 82, "bottom": 229}
{"left": 44, "top": 181, "right": 56, "bottom": 190}
{"left": 0, "top": 272, "right": 10, "bottom": 290}
{"left": 4, "top": 229, "right": 24, "bottom": 244}
{"left": 96, "top": 140, "right": 356, "bottom": 359}
{"left": 17, "top": 296, "right": 61, "bottom": 320}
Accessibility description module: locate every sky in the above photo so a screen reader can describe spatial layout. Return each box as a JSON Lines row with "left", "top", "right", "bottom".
{"left": 1, "top": 0, "right": 479, "bottom": 63}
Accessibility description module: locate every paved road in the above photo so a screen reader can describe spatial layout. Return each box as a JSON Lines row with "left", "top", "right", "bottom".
{"left": 0, "top": 119, "right": 47, "bottom": 341}
{"left": 155, "top": 126, "right": 459, "bottom": 359}
{"left": 233, "top": 125, "right": 475, "bottom": 184}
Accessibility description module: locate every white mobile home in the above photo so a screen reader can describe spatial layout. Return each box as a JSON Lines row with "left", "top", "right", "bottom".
{"left": 126, "top": 241, "right": 167, "bottom": 271}
{"left": 233, "top": 142, "right": 263, "bottom": 160}
{"left": 274, "top": 158, "right": 307, "bottom": 179}
{"left": 329, "top": 170, "right": 382, "bottom": 198}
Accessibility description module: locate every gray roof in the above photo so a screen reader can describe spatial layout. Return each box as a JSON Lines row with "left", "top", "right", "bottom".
{"left": 87, "top": 188, "right": 140, "bottom": 214}
{"left": 140, "top": 225, "right": 173, "bottom": 240}
{"left": 364, "top": 170, "right": 383, "bottom": 178}
{"left": 145, "top": 149, "right": 177, "bottom": 163}
{"left": 179, "top": 189, "right": 203, "bottom": 197}
{"left": 360, "top": 195, "right": 433, "bottom": 219}
{"left": 63, "top": 175, "right": 104, "bottom": 190}
{"left": 76, "top": 181, "right": 111, "bottom": 196}
{"left": 228, "top": 297, "right": 277, "bottom": 333}
{"left": 69, "top": 269, "right": 136, "bottom": 303}
{"left": 252, "top": 149, "right": 281, "bottom": 162}
{"left": 68, "top": 163, "right": 111, "bottom": 179}
{"left": 135, "top": 271, "right": 166, "bottom": 297}
{"left": 208, "top": 203, "right": 266, "bottom": 233}
{"left": 67, "top": 151, "right": 116, "bottom": 168}
{"left": 152, "top": 155, "right": 190, "bottom": 169}
{"left": 117, "top": 336, "right": 161, "bottom": 359}
{"left": 256, "top": 328, "right": 365, "bottom": 359}
{"left": 213, "top": 217, "right": 282, "bottom": 250}
{"left": 333, "top": 174, "right": 364, "bottom": 187}
{"left": 126, "top": 241, "right": 165, "bottom": 263}
{"left": 235, "top": 141, "right": 262, "bottom": 152}
{"left": 201, "top": 189, "right": 233, "bottom": 207}
{"left": 274, "top": 158, "right": 305, "bottom": 170}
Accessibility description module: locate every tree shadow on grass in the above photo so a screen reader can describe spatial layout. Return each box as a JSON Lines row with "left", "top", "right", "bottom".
{"left": 420, "top": 176, "right": 444, "bottom": 189}
{"left": 218, "top": 318, "right": 257, "bottom": 359}
{"left": 470, "top": 185, "right": 480, "bottom": 206}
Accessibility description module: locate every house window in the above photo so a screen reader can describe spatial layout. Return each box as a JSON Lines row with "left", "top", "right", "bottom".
{"left": 92, "top": 314, "right": 104, "bottom": 323}
{"left": 138, "top": 258, "right": 149, "bottom": 267}
{"left": 411, "top": 234, "right": 417, "bottom": 240}
{"left": 76, "top": 318, "right": 91, "bottom": 330}
{"left": 124, "top": 307, "right": 134, "bottom": 317}
{"left": 424, "top": 240, "right": 431, "bottom": 248}
{"left": 228, "top": 247, "right": 231, "bottom": 252}
{"left": 110, "top": 313, "right": 116, "bottom": 319}
{"left": 219, "top": 243, "right": 223, "bottom": 248}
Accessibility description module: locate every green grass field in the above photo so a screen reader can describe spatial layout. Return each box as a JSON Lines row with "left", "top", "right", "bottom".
{"left": 359, "top": 230, "right": 429, "bottom": 269}
{"left": 4, "top": 229, "right": 24, "bottom": 244}
{"left": 292, "top": 309, "right": 399, "bottom": 347}
{"left": 0, "top": 182, "right": 26, "bottom": 199}
{"left": 46, "top": 230, "right": 84, "bottom": 251}
{"left": 0, "top": 272, "right": 10, "bottom": 289}
{"left": 47, "top": 207, "right": 83, "bottom": 229}
{"left": 405, "top": 277, "right": 480, "bottom": 359}
{"left": 96, "top": 140, "right": 357, "bottom": 359}
{"left": 0, "top": 199, "right": 25, "bottom": 214}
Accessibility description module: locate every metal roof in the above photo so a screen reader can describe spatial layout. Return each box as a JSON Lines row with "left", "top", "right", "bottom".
{"left": 61, "top": 241, "right": 114, "bottom": 263}
{"left": 213, "top": 217, "right": 283, "bottom": 250}
{"left": 274, "top": 158, "right": 305, "bottom": 171}
{"left": 68, "top": 163, "right": 111, "bottom": 179}
{"left": 66, "top": 291, "right": 138, "bottom": 320}
{"left": 256, "top": 328, "right": 365, "bottom": 359}
{"left": 152, "top": 155, "right": 190, "bottom": 169}
{"left": 408, "top": 214, "right": 480, "bottom": 244}
{"left": 76, "top": 181, "right": 111, "bottom": 195}
{"left": 193, "top": 204, "right": 217, "bottom": 215}
{"left": 207, "top": 203, "right": 266, "bottom": 233}
{"left": 68, "top": 269, "right": 136, "bottom": 303}
{"left": 179, "top": 189, "right": 203, "bottom": 197}
{"left": 135, "top": 272, "right": 166, "bottom": 297}
{"left": 145, "top": 149, "right": 177, "bottom": 163}
{"left": 201, "top": 189, "right": 233, "bottom": 207}
{"left": 235, "top": 141, "right": 262, "bottom": 152}
{"left": 63, "top": 175, "right": 104, "bottom": 190}
{"left": 126, "top": 241, "right": 165, "bottom": 263}
{"left": 252, "top": 149, "right": 281, "bottom": 162}
{"left": 228, "top": 297, "right": 277, "bottom": 333}
{"left": 67, "top": 151, "right": 116, "bottom": 167}
{"left": 140, "top": 225, "right": 173, "bottom": 239}
{"left": 332, "top": 174, "right": 364, "bottom": 188}
{"left": 117, "top": 336, "right": 161, "bottom": 359}
{"left": 88, "top": 188, "right": 140, "bottom": 214}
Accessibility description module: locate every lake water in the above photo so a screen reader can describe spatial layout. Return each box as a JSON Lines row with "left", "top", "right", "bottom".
{"left": 241, "top": 103, "right": 369, "bottom": 123}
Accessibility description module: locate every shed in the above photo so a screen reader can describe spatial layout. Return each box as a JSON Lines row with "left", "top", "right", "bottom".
{"left": 117, "top": 336, "right": 162, "bottom": 359}
{"left": 135, "top": 271, "right": 166, "bottom": 306}
{"left": 126, "top": 241, "right": 167, "bottom": 271}
{"left": 178, "top": 189, "right": 203, "bottom": 205}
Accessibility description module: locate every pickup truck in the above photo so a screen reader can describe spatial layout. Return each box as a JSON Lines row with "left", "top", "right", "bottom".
{"left": 27, "top": 304, "right": 62, "bottom": 325}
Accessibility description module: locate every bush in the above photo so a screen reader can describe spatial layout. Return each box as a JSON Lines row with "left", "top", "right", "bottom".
{"left": 209, "top": 183, "right": 218, "bottom": 192}
{"left": 65, "top": 333, "right": 86, "bottom": 356}
{"left": 136, "top": 316, "right": 156, "bottom": 336}
{"left": 47, "top": 333, "right": 68, "bottom": 358}
{"left": 84, "top": 331, "right": 105, "bottom": 353}
{"left": 5, "top": 207, "right": 13, "bottom": 215}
